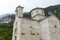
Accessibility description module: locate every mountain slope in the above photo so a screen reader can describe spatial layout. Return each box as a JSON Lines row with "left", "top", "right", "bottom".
{"left": 0, "top": 14, "right": 15, "bottom": 23}
{"left": 44, "top": 4, "right": 60, "bottom": 20}
{"left": 0, "top": 23, "right": 13, "bottom": 40}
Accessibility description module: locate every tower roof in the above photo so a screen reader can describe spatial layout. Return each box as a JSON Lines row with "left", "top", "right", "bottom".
{"left": 15, "top": 5, "right": 24, "bottom": 12}
{"left": 16, "top": 5, "right": 24, "bottom": 8}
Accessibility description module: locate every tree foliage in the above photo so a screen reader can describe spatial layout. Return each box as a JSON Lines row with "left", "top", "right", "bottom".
{"left": 0, "top": 22, "right": 13, "bottom": 40}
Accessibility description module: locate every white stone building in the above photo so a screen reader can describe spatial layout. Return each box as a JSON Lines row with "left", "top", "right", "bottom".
{"left": 12, "top": 5, "right": 60, "bottom": 40}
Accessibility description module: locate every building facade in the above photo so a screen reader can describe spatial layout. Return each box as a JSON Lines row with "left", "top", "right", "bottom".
{"left": 12, "top": 6, "right": 60, "bottom": 40}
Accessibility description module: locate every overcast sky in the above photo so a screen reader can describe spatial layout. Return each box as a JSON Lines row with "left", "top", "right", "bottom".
{"left": 0, "top": 0, "right": 60, "bottom": 15}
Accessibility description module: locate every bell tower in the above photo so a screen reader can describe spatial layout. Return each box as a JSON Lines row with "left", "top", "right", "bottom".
{"left": 12, "top": 5, "right": 24, "bottom": 40}
{"left": 15, "top": 5, "right": 24, "bottom": 18}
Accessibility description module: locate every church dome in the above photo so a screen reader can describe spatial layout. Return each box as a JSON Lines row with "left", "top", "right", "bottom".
{"left": 30, "top": 7, "right": 44, "bottom": 13}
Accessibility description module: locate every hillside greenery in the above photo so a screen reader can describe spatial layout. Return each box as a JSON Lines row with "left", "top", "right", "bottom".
{"left": 0, "top": 22, "right": 13, "bottom": 40}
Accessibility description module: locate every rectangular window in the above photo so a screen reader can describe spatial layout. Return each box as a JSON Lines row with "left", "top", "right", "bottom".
{"left": 31, "top": 33, "right": 35, "bottom": 35}
{"left": 37, "top": 33, "right": 39, "bottom": 35}
{"left": 21, "top": 33, "right": 25, "bottom": 35}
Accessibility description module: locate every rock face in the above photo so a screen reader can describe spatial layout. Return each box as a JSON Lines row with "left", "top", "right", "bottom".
{"left": 0, "top": 14, "right": 15, "bottom": 23}
{"left": 12, "top": 5, "right": 60, "bottom": 40}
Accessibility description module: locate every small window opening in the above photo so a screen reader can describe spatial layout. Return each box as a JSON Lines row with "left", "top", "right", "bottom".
{"left": 30, "top": 26, "right": 32, "bottom": 28}
{"left": 54, "top": 25, "right": 57, "bottom": 28}
{"left": 15, "top": 36, "right": 17, "bottom": 40}
{"left": 21, "top": 33, "right": 25, "bottom": 35}
{"left": 36, "top": 11, "right": 38, "bottom": 13}
{"left": 14, "top": 28, "right": 17, "bottom": 34}
{"left": 32, "top": 13, "right": 33, "bottom": 14}
{"left": 16, "top": 10, "right": 18, "bottom": 12}
{"left": 31, "top": 33, "right": 35, "bottom": 35}
{"left": 40, "top": 39, "right": 42, "bottom": 40}
{"left": 37, "top": 33, "right": 39, "bottom": 35}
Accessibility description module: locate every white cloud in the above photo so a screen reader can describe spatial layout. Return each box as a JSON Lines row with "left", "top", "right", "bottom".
{"left": 0, "top": 0, "right": 60, "bottom": 15}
